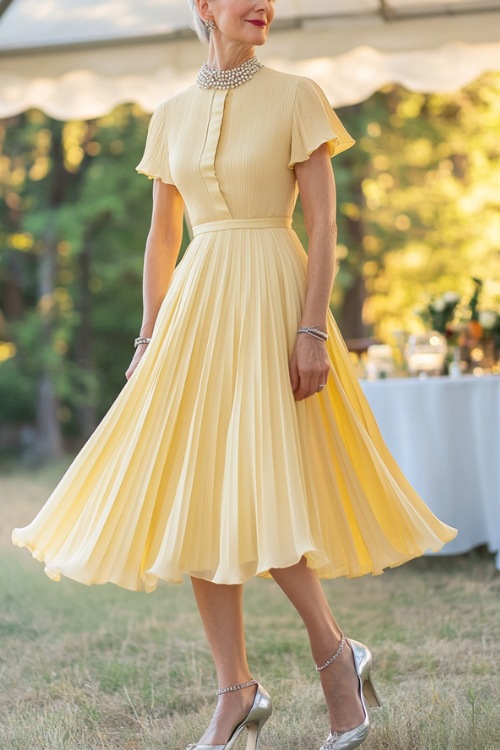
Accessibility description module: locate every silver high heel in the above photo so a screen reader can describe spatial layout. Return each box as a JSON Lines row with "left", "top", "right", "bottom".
{"left": 186, "top": 679, "right": 272, "bottom": 750}
{"left": 318, "top": 636, "right": 381, "bottom": 750}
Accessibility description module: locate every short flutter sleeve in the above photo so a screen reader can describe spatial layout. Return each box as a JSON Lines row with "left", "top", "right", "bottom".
{"left": 136, "top": 102, "right": 174, "bottom": 185}
{"left": 288, "top": 78, "right": 355, "bottom": 169}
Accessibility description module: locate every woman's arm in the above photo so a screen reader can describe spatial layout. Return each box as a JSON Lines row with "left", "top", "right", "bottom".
{"left": 289, "top": 143, "right": 337, "bottom": 400}
{"left": 126, "top": 179, "right": 184, "bottom": 380}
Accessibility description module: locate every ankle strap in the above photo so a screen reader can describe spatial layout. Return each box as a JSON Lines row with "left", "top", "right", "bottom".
{"left": 217, "top": 678, "right": 257, "bottom": 695}
{"left": 315, "top": 632, "right": 346, "bottom": 671}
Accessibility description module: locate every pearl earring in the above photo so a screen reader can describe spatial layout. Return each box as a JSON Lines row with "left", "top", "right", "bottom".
{"left": 205, "top": 19, "right": 216, "bottom": 32}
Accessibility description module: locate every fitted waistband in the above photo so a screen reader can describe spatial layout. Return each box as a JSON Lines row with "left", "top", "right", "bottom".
{"left": 192, "top": 217, "right": 292, "bottom": 236}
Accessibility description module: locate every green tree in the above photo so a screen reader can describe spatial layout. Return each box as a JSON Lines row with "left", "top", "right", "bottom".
{"left": 0, "top": 107, "right": 170, "bottom": 458}
{"left": 333, "top": 74, "right": 500, "bottom": 343}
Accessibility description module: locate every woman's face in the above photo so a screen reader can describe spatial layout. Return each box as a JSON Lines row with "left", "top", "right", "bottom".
{"left": 203, "top": 0, "right": 276, "bottom": 46}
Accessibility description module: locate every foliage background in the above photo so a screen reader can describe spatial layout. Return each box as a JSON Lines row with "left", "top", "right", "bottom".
{"left": 1, "top": 73, "right": 499, "bottom": 457}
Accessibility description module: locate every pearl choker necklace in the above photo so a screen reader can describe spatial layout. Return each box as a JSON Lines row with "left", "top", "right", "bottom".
{"left": 196, "top": 57, "right": 263, "bottom": 90}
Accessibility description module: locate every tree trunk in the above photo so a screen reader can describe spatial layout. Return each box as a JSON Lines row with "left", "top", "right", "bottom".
{"left": 341, "top": 271, "right": 369, "bottom": 340}
{"left": 75, "top": 238, "right": 98, "bottom": 438}
{"left": 36, "top": 375, "right": 63, "bottom": 461}
{"left": 339, "top": 180, "right": 369, "bottom": 340}
{"left": 3, "top": 254, "right": 25, "bottom": 321}
{"left": 33, "top": 119, "right": 95, "bottom": 458}
{"left": 35, "top": 218, "right": 64, "bottom": 461}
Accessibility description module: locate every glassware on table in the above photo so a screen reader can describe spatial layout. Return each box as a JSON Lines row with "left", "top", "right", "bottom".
{"left": 448, "top": 346, "right": 462, "bottom": 378}
{"left": 391, "top": 330, "right": 409, "bottom": 371}
{"left": 365, "top": 344, "right": 395, "bottom": 381}
{"left": 405, "top": 331, "right": 447, "bottom": 377}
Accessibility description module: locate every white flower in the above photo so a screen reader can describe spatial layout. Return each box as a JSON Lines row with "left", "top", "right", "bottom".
{"left": 443, "top": 291, "right": 460, "bottom": 304}
{"left": 479, "top": 310, "right": 498, "bottom": 329}
{"left": 432, "top": 297, "right": 446, "bottom": 312}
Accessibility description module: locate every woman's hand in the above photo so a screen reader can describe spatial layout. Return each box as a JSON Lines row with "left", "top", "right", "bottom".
{"left": 289, "top": 334, "right": 331, "bottom": 401}
{"left": 125, "top": 344, "right": 148, "bottom": 381}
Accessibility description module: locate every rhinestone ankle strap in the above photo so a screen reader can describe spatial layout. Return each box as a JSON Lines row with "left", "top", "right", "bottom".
{"left": 315, "top": 632, "right": 346, "bottom": 671}
{"left": 217, "top": 678, "right": 257, "bottom": 695}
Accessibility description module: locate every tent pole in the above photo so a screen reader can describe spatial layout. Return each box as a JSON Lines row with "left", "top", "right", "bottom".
{"left": 379, "top": 1, "right": 396, "bottom": 21}
{"left": 0, "top": 0, "right": 15, "bottom": 20}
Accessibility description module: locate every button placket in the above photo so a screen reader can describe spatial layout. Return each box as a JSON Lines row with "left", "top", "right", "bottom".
{"left": 199, "top": 89, "right": 232, "bottom": 220}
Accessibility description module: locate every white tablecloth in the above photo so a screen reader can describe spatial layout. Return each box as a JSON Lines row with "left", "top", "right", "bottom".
{"left": 360, "top": 375, "right": 500, "bottom": 568}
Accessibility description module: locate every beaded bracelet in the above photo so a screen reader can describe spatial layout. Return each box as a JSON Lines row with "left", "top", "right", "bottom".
{"left": 297, "top": 327, "right": 328, "bottom": 342}
{"left": 134, "top": 337, "right": 151, "bottom": 348}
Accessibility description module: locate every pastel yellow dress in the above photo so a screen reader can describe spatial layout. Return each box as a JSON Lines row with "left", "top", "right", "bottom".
{"left": 13, "top": 66, "right": 456, "bottom": 591}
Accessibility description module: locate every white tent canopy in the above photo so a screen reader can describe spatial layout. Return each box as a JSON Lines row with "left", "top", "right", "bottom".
{"left": 0, "top": 0, "right": 500, "bottom": 119}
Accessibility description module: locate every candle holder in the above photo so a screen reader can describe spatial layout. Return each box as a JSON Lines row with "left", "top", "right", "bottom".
{"left": 405, "top": 332, "right": 447, "bottom": 377}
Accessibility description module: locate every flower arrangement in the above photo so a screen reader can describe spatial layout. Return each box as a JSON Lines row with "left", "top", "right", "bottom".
{"left": 477, "top": 310, "right": 500, "bottom": 349}
{"left": 461, "top": 279, "right": 500, "bottom": 347}
{"left": 416, "top": 278, "right": 500, "bottom": 373}
{"left": 467, "top": 278, "right": 483, "bottom": 322}
{"left": 417, "top": 291, "right": 461, "bottom": 334}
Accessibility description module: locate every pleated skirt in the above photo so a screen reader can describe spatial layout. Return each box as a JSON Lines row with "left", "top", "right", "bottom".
{"left": 12, "top": 227, "right": 457, "bottom": 590}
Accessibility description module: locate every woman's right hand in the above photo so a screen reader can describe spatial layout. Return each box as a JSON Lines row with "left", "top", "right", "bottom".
{"left": 125, "top": 344, "right": 149, "bottom": 380}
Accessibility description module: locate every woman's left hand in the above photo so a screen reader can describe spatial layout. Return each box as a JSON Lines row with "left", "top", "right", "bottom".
{"left": 289, "top": 335, "right": 331, "bottom": 401}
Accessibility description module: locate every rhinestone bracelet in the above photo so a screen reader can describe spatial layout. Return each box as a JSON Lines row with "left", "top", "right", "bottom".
{"left": 297, "top": 326, "right": 328, "bottom": 342}
{"left": 134, "top": 337, "right": 151, "bottom": 348}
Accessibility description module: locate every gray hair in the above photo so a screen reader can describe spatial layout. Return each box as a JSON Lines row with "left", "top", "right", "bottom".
{"left": 187, "top": 0, "right": 210, "bottom": 43}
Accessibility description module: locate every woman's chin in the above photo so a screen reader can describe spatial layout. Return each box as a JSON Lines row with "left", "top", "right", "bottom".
{"left": 242, "top": 25, "right": 270, "bottom": 46}
{"left": 248, "top": 32, "right": 269, "bottom": 47}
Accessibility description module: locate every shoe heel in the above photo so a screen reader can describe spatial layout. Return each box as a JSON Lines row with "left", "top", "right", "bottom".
{"left": 245, "top": 722, "right": 263, "bottom": 750}
{"left": 362, "top": 675, "right": 381, "bottom": 708}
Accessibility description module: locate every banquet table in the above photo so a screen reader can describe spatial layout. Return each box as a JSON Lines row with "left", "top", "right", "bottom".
{"left": 360, "top": 375, "right": 500, "bottom": 569}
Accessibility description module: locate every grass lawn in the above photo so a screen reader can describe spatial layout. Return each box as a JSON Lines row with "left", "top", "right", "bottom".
{"left": 0, "top": 466, "right": 499, "bottom": 750}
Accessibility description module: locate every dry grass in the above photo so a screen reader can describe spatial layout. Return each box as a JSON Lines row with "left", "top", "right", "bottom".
{"left": 1, "top": 466, "right": 499, "bottom": 750}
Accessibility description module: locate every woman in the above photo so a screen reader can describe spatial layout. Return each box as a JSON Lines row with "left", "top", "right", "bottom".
{"left": 13, "top": 1, "right": 457, "bottom": 749}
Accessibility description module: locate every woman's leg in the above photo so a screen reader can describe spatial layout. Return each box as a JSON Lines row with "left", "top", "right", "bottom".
{"left": 270, "top": 557, "right": 365, "bottom": 733}
{"left": 190, "top": 577, "right": 257, "bottom": 745}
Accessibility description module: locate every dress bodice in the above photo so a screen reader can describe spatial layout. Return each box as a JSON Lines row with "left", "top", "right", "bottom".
{"left": 136, "top": 67, "right": 355, "bottom": 228}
